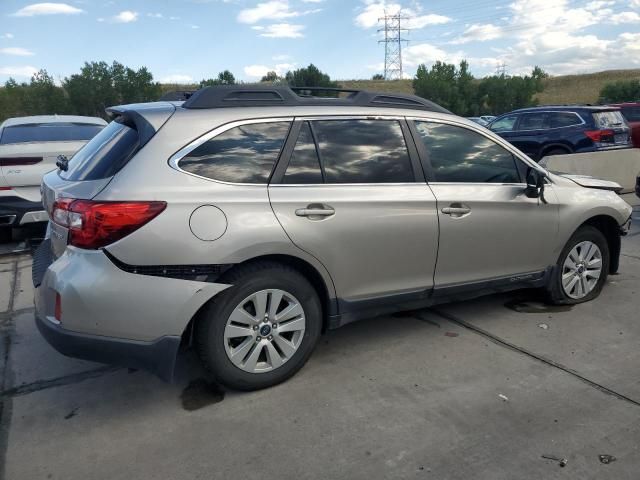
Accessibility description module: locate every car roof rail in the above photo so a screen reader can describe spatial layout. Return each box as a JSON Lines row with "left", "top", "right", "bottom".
{"left": 158, "top": 90, "right": 196, "bottom": 101}
{"left": 181, "top": 84, "right": 450, "bottom": 113}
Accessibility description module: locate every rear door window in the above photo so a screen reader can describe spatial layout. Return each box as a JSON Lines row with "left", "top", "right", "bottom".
{"left": 310, "top": 119, "right": 414, "bottom": 184}
{"left": 517, "top": 113, "right": 549, "bottom": 131}
{"left": 549, "top": 112, "right": 582, "bottom": 128}
{"left": 60, "top": 120, "right": 139, "bottom": 181}
{"left": 414, "top": 121, "right": 521, "bottom": 183}
{"left": 180, "top": 122, "right": 291, "bottom": 184}
{"left": 0, "top": 123, "right": 104, "bottom": 145}
{"left": 593, "top": 111, "right": 627, "bottom": 129}
{"left": 283, "top": 122, "right": 323, "bottom": 184}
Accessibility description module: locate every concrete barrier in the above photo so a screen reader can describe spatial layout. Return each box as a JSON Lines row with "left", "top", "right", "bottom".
{"left": 540, "top": 149, "right": 640, "bottom": 206}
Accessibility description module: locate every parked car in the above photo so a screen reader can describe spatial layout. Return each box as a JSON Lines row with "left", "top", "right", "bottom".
{"left": 33, "top": 86, "right": 632, "bottom": 390}
{"left": 610, "top": 102, "right": 640, "bottom": 148}
{"left": 0, "top": 115, "right": 107, "bottom": 241}
{"left": 488, "top": 106, "right": 631, "bottom": 161}
{"left": 467, "top": 117, "right": 489, "bottom": 126}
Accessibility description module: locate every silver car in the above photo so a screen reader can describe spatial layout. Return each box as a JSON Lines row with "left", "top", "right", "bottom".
{"left": 33, "top": 86, "right": 633, "bottom": 390}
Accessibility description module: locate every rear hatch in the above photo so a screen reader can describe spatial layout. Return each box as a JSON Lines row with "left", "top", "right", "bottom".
{"left": 41, "top": 102, "right": 176, "bottom": 259}
{"left": 590, "top": 110, "right": 631, "bottom": 148}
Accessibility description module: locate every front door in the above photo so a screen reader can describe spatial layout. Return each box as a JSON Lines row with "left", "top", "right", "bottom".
{"left": 410, "top": 119, "right": 558, "bottom": 289}
{"left": 269, "top": 118, "right": 439, "bottom": 307}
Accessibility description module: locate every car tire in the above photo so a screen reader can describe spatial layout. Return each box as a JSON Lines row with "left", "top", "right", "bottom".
{"left": 545, "top": 225, "right": 610, "bottom": 305}
{"left": 0, "top": 228, "right": 11, "bottom": 244}
{"left": 195, "top": 261, "right": 322, "bottom": 391}
{"left": 542, "top": 148, "right": 570, "bottom": 159}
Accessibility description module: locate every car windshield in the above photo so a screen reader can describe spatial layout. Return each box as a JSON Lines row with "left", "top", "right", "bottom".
{"left": 0, "top": 123, "right": 104, "bottom": 145}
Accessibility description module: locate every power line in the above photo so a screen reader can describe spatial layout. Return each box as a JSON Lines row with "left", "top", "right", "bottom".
{"left": 378, "top": 11, "right": 410, "bottom": 80}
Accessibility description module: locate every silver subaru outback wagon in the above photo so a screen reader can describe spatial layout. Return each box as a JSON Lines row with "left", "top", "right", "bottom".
{"left": 33, "top": 86, "right": 633, "bottom": 390}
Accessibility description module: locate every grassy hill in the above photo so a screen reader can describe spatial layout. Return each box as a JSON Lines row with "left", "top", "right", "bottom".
{"left": 340, "top": 69, "right": 640, "bottom": 106}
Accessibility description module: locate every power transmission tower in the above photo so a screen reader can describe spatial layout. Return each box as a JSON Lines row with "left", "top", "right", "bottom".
{"left": 378, "top": 11, "right": 409, "bottom": 80}
{"left": 495, "top": 61, "right": 508, "bottom": 76}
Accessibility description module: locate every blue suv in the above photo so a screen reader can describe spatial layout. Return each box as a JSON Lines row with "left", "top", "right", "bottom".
{"left": 488, "top": 106, "right": 631, "bottom": 161}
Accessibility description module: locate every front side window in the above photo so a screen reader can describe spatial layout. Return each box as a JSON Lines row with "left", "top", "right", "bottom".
{"left": 180, "top": 121, "right": 291, "bottom": 183}
{"left": 0, "top": 123, "right": 104, "bottom": 145}
{"left": 517, "top": 113, "right": 549, "bottom": 131}
{"left": 310, "top": 120, "right": 414, "bottom": 184}
{"left": 490, "top": 115, "right": 518, "bottom": 132}
{"left": 414, "top": 121, "right": 521, "bottom": 183}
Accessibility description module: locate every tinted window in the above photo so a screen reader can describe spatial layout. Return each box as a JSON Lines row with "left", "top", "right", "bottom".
{"left": 414, "top": 121, "right": 521, "bottom": 183}
{"left": 549, "top": 112, "right": 582, "bottom": 128}
{"left": 60, "top": 121, "right": 139, "bottom": 181}
{"left": 490, "top": 115, "right": 517, "bottom": 132}
{"left": 0, "top": 123, "right": 104, "bottom": 145}
{"left": 283, "top": 122, "right": 322, "bottom": 184}
{"left": 311, "top": 120, "right": 413, "bottom": 184}
{"left": 593, "top": 111, "right": 626, "bottom": 129}
{"left": 621, "top": 107, "right": 640, "bottom": 122}
{"left": 518, "top": 113, "right": 548, "bottom": 130}
{"left": 181, "top": 122, "right": 290, "bottom": 184}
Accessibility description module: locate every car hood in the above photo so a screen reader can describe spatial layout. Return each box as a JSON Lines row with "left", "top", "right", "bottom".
{"left": 557, "top": 173, "right": 624, "bottom": 193}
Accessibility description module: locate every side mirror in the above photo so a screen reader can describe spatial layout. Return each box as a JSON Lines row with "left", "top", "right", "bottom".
{"left": 525, "top": 168, "right": 545, "bottom": 199}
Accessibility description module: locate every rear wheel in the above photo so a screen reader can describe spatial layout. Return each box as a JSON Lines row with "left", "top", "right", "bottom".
{"left": 195, "top": 262, "right": 322, "bottom": 391}
{"left": 546, "top": 226, "right": 609, "bottom": 304}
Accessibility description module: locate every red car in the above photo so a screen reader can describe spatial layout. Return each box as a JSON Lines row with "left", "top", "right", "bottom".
{"left": 610, "top": 103, "right": 640, "bottom": 147}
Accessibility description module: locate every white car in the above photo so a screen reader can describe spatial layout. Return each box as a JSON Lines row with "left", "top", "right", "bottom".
{"left": 0, "top": 115, "right": 106, "bottom": 240}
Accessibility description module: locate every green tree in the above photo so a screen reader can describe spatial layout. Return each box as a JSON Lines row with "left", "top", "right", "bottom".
{"left": 63, "top": 61, "right": 161, "bottom": 118}
{"left": 285, "top": 64, "right": 338, "bottom": 89}
{"left": 372, "top": 73, "right": 384, "bottom": 80}
{"left": 23, "top": 70, "right": 68, "bottom": 115}
{"left": 476, "top": 67, "right": 546, "bottom": 115}
{"left": 200, "top": 70, "right": 236, "bottom": 87}
{"left": 599, "top": 79, "right": 640, "bottom": 103}
{"left": 260, "top": 71, "right": 281, "bottom": 83}
{"left": 413, "top": 61, "right": 473, "bottom": 115}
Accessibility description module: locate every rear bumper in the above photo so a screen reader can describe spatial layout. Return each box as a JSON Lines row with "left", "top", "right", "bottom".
{"left": 35, "top": 314, "right": 181, "bottom": 381}
{"left": 32, "top": 240, "right": 231, "bottom": 381}
{"left": 0, "top": 195, "right": 47, "bottom": 226}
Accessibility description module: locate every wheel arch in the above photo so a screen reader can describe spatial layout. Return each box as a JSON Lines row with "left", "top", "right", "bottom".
{"left": 575, "top": 215, "right": 621, "bottom": 274}
{"left": 182, "top": 253, "right": 338, "bottom": 346}
{"left": 541, "top": 143, "right": 572, "bottom": 158}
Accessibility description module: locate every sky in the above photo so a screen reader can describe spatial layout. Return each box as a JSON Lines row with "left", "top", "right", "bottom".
{"left": 0, "top": 0, "right": 639, "bottom": 84}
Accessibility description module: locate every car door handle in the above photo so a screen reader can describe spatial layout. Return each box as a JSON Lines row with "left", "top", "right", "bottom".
{"left": 295, "top": 205, "right": 335, "bottom": 217}
{"left": 441, "top": 205, "right": 471, "bottom": 217}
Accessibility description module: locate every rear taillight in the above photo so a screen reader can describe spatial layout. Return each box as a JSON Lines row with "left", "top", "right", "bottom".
{"left": 584, "top": 129, "right": 615, "bottom": 144}
{"left": 54, "top": 292, "right": 62, "bottom": 323}
{"left": 51, "top": 199, "right": 166, "bottom": 249}
{"left": 0, "top": 187, "right": 11, "bottom": 191}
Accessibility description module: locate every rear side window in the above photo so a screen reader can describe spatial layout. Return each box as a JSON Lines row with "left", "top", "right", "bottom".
{"left": 0, "top": 123, "right": 104, "bottom": 145}
{"left": 490, "top": 115, "right": 517, "bottom": 132}
{"left": 517, "top": 113, "right": 548, "bottom": 130}
{"left": 414, "top": 121, "right": 521, "bottom": 183}
{"left": 311, "top": 120, "right": 414, "bottom": 184}
{"left": 549, "top": 112, "right": 582, "bottom": 128}
{"left": 283, "top": 122, "right": 323, "bottom": 184}
{"left": 593, "top": 111, "right": 626, "bottom": 129}
{"left": 621, "top": 107, "right": 640, "bottom": 122}
{"left": 60, "top": 121, "right": 139, "bottom": 181}
{"left": 180, "top": 122, "right": 290, "bottom": 184}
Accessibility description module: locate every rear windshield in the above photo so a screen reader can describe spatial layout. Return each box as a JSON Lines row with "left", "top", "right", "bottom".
{"left": 0, "top": 123, "right": 104, "bottom": 145}
{"left": 59, "top": 120, "right": 139, "bottom": 181}
{"left": 593, "top": 111, "right": 627, "bottom": 129}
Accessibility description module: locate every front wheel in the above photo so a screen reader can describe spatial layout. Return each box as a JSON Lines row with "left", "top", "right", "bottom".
{"left": 195, "top": 262, "right": 322, "bottom": 391}
{"left": 546, "top": 225, "right": 610, "bottom": 304}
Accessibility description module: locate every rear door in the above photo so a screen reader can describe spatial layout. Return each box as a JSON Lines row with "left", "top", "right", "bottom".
{"left": 409, "top": 119, "right": 558, "bottom": 290}
{"left": 269, "top": 118, "right": 439, "bottom": 308}
{"left": 511, "top": 112, "right": 549, "bottom": 160}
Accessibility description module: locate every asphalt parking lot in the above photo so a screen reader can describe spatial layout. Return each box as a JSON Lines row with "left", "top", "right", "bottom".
{"left": 1, "top": 210, "right": 639, "bottom": 480}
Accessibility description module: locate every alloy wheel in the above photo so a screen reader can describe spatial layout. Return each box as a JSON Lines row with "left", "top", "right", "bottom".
{"left": 561, "top": 240, "right": 603, "bottom": 299}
